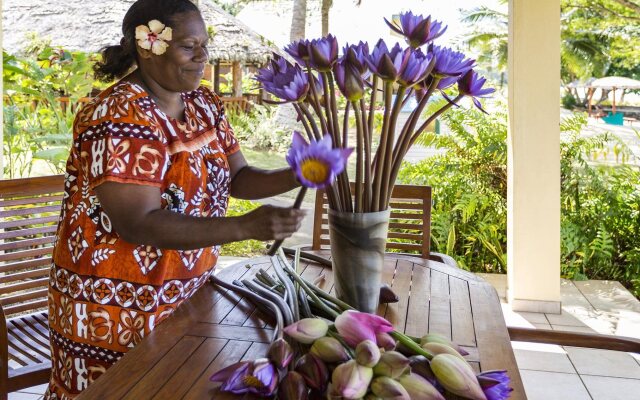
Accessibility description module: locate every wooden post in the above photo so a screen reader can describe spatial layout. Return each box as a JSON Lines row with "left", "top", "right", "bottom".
{"left": 232, "top": 61, "right": 242, "bottom": 97}
{"left": 213, "top": 60, "right": 221, "bottom": 94}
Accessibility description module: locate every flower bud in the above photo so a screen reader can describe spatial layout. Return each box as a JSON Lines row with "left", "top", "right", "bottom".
{"left": 279, "top": 371, "right": 309, "bottom": 400}
{"left": 295, "top": 353, "right": 329, "bottom": 391}
{"left": 310, "top": 337, "right": 350, "bottom": 363}
{"left": 331, "top": 359, "right": 373, "bottom": 399}
{"left": 409, "top": 355, "right": 437, "bottom": 384}
{"left": 421, "top": 333, "right": 469, "bottom": 356}
{"left": 371, "top": 376, "right": 411, "bottom": 399}
{"left": 430, "top": 354, "right": 486, "bottom": 400}
{"left": 267, "top": 338, "right": 294, "bottom": 369}
{"left": 398, "top": 373, "right": 445, "bottom": 400}
{"left": 372, "top": 351, "right": 410, "bottom": 379}
{"left": 356, "top": 340, "right": 381, "bottom": 367}
{"left": 376, "top": 332, "right": 397, "bottom": 351}
{"left": 421, "top": 342, "right": 467, "bottom": 361}
{"left": 284, "top": 318, "right": 329, "bottom": 344}
{"left": 379, "top": 284, "right": 399, "bottom": 303}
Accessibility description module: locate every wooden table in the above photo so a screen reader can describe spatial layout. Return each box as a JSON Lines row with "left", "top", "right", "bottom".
{"left": 77, "top": 252, "right": 526, "bottom": 399}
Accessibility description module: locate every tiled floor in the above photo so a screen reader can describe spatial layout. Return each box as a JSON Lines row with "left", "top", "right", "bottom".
{"left": 11, "top": 275, "right": 640, "bottom": 399}
{"left": 478, "top": 274, "right": 640, "bottom": 400}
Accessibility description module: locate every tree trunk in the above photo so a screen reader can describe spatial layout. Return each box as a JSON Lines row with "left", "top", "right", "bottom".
{"left": 321, "top": 0, "right": 333, "bottom": 36}
{"left": 290, "top": 0, "right": 307, "bottom": 42}
{"left": 232, "top": 62, "right": 242, "bottom": 97}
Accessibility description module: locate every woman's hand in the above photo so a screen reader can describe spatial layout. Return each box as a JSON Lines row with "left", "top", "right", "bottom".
{"left": 239, "top": 205, "right": 307, "bottom": 241}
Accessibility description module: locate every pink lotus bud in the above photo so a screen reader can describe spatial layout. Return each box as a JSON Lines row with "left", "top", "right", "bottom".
{"left": 376, "top": 332, "right": 397, "bottom": 351}
{"left": 331, "top": 359, "right": 373, "bottom": 399}
{"left": 356, "top": 340, "right": 381, "bottom": 367}
{"left": 310, "top": 337, "right": 350, "bottom": 363}
{"left": 295, "top": 354, "right": 329, "bottom": 391}
{"left": 421, "top": 333, "right": 469, "bottom": 356}
{"left": 284, "top": 318, "right": 329, "bottom": 344}
{"left": 372, "top": 351, "right": 410, "bottom": 379}
{"left": 421, "top": 342, "right": 467, "bottom": 362}
{"left": 267, "top": 338, "right": 294, "bottom": 369}
{"left": 430, "top": 354, "right": 487, "bottom": 400}
{"left": 279, "top": 371, "right": 309, "bottom": 400}
{"left": 398, "top": 373, "right": 446, "bottom": 400}
{"left": 371, "top": 376, "right": 411, "bottom": 399}
{"left": 335, "top": 310, "right": 393, "bottom": 347}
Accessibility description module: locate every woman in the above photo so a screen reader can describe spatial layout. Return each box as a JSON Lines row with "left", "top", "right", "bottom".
{"left": 45, "top": 0, "right": 305, "bottom": 398}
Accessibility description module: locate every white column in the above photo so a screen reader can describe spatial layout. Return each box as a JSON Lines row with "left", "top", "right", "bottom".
{"left": 507, "top": 0, "right": 561, "bottom": 313}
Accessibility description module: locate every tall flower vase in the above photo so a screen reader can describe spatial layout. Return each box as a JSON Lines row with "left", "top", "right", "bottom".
{"left": 328, "top": 209, "right": 390, "bottom": 313}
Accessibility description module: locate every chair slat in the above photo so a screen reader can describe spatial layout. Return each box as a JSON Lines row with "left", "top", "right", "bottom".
{"left": 387, "top": 232, "right": 423, "bottom": 241}
{"left": 0, "top": 204, "right": 61, "bottom": 218}
{"left": 386, "top": 242, "right": 422, "bottom": 252}
{"left": 0, "top": 267, "right": 50, "bottom": 285}
{"left": 0, "top": 246, "right": 53, "bottom": 262}
{"left": 9, "top": 317, "right": 50, "bottom": 353}
{"left": 0, "top": 278, "right": 49, "bottom": 296}
{"left": 0, "top": 236, "right": 56, "bottom": 252}
{"left": 388, "top": 222, "right": 424, "bottom": 231}
{"left": 7, "top": 323, "right": 49, "bottom": 361}
{"left": 3, "top": 299, "right": 48, "bottom": 316}
{"left": 7, "top": 335, "right": 45, "bottom": 365}
{"left": 0, "top": 257, "right": 52, "bottom": 274}
{"left": 1, "top": 289, "right": 49, "bottom": 307}
{"left": 1, "top": 215, "right": 59, "bottom": 230}
{"left": 0, "top": 194, "right": 63, "bottom": 208}
{"left": 388, "top": 201, "right": 423, "bottom": 210}
{"left": 0, "top": 225, "right": 57, "bottom": 240}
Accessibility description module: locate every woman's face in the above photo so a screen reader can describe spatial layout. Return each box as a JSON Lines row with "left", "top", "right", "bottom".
{"left": 141, "top": 11, "right": 209, "bottom": 93}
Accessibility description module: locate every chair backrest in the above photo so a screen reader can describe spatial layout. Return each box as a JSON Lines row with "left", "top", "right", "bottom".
{"left": 0, "top": 175, "right": 64, "bottom": 318}
{"left": 221, "top": 97, "right": 252, "bottom": 114}
{"left": 312, "top": 184, "right": 432, "bottom": 258}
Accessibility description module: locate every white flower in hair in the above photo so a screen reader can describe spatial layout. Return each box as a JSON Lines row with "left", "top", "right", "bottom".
{"left": 135, "top": 19, "right": 173, "bottom": 55}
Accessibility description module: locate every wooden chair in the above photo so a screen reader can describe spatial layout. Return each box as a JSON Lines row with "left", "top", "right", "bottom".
{"left": 0, "top": 175, "right": 64, "bottom": 398}
{"left": 220, "top": 97, "right": 252, "bottom": 114}
{"left": 310, "top": 183, "right": 457, "bottom": 266}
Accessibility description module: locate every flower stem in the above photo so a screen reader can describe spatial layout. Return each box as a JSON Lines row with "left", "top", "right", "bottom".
{"left": 360, "top": 97, "right": 373, "bottom": 212}
{"left": 380, "top": 84, "right": 407, "bottom": 210}
{"left": 272, "top": 252, "right": 300, "bottom": 322}
{"left": 267, "top": 187, "right": 307, "bottom": 256}
{"left": 353, "top": 101, "right": 364, "bottom": 212}
{"left": 390, "top": 331, "right": 434, "bottom": 359}
{"left": 372, "top": 81, "right": 394, "bottom": 212}
{"left": 293, "top": 103, "right": 319, "bottom": 142}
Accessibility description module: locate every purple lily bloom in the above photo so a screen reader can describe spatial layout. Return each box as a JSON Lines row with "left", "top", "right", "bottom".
{"left": 255, "top": 55, "right": 309, "bottom": 102}
{"left": 365, "top": 39, "right": 405, "bottom": 81}
{"left": 308, "top": 34, "right": 339, "bottom": 72}
{"left": 397, "top": 47, "right": 435, "bottom": 87}
{"left": 458, "top": 69, "right": 496, "bottom": 113}
{"left": 209, "top": 358, "right": 278, "bottom": 396}
{"left": 334, "top": 59, "right": 365, "bottom": 101}
{"left": 342, "top": 41, "right": 371, "bottom": 79}
{"left": 430, "top": 45, "right": 475, "bottom": 88}
{"left": 477, "top": 370, "right": 513, "bottom": 400}
{"left": 285, "top": 38, "right": 312, "bottom": 65}
{"left": 385, "top": 11, "right": 448, "bottom": 48}
{"left": 286, "top": 131, "right": 353, "bottom": 189}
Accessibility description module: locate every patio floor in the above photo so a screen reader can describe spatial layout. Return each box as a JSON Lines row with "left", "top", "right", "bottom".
{"left": 9, "top": 269, "right": 640, "bottom": 400}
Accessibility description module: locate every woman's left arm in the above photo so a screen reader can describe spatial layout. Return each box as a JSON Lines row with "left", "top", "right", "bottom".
{"left": 228, "top": 150, "right": 300, "bottom": 200}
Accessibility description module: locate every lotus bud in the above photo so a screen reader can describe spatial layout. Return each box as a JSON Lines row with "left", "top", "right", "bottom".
{"left": 279, "top": 371, "right": 309, "bottom": 400}
{"left": 371, "top": 376, "right": 411, "bottom": 399}
{"left": 421, "top": 333, "right": 469, "bottom": 356}
{"left": 365, "top": 395, "right": 384, "bottom": 400}
{"left": 372, "top": 351, "right": 410, "bottom": 379}
{"left": 295, "top": 353, "right": 329, "bottom": 391}
{"left": 376, "top": 332, "right": 397, "bottom": 351}
{"left": 409, "top": 355, "right": 437, "bottom": 385}
{"left": 430, "top": 354, "right": 486, "bottom": 400}
{"left": 421, "top": 342, "right": 467, "bottom": 361}
{"left": 284, "top": 318, "right": 329, "bottom": 344}
{"left": 356, "top": 340, "right": 381, "bottom": 367}
{"left": 331, "top": 359, "right": 373, "bottom": 399}
{"left": 310, "top": 337, "right": 350, "bottom": 363}
{"left": 267, "top": 338, "right": 294, "bottom": 369}
{"left": 379, "top": 284, "right": 399, "bottom": 303}
{"left": 398, "top": 373, "right": 446, "bottom": 400}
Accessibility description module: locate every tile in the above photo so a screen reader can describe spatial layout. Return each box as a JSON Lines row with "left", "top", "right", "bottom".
{"left": 551, "top": 324, "right": 596, "bottom": 334}
{"left": 512, "top": 341, "right": 565, "bottom": 354}
{"left": 520, "top": 370, "right": 591, "bottom": 400}
{"left": 517, "top": 311, "right": 550, "bottom": 324}
{"left": 514, "top": 349, "right": 576, "bottom": 373}
{"left": 500, "top": 304, "right": 546, "bottom": 329}
{"left": 545, "top": 310, "right": 588, "bottom": 327}
{"left": 565, "top": 347, "right": 640, "bottom": 379}
{"left": 8, "top": 393, "right": 42, "bottom": 400}
{"left": 18, "top": 384, "right": 48, "bottom": 395}
{"left": 574, "top": 280, "right": 640, "bottom": 313}
{"left": 532, "top": 322, "right": 552, "bottom": 330}
{"left": 582, "top": 375, "right": 640, "bottom": 400}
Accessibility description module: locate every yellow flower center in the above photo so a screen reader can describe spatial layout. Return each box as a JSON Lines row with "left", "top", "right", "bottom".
{"left": 242, "top": 375, "right": 264, "bottom": 388}
{"left": 300, "top": 158, "right": 329, "bottom": 183}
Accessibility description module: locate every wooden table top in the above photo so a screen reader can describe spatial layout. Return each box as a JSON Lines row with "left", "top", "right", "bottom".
{"left": 77, "top": 252, "right": 526, "bottom": 399}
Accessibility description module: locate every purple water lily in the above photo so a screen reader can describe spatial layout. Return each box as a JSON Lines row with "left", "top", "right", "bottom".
{"left": 457, "top": 69, "right": 496, "bottom": 113}
{"left": 255, "top": 55, "right": 309, "bottom": 102}
{"left": 334, "top": 59, "right": 365, "bottom": 101}
{"left": 308, "top": 34, "right": 339, "bottom": 72}
{"left": 365, "top": 39, "right": 405, "bottom": 81}
{"left": 430, "top": 45, "right": 475, "bottom": 89}
{"left": 477, "top": 370, "right": 513, "bottom": 400}
{"left": 286, "top": 131, "right": 353, "bottom": 189}
{"left": 397, "top": 47, "right": 435, "bottom": 87}
{"left": 385, "top": 11, "right": 447, "bottom": 48}
{"left": 209, "top": 358, "right": 278, "bottom": 396}
{"left": 342, "top": 41, "right": 371, "bottom": 79}
{"left": 285, "top": 38, "right": 312, "bottom": 65}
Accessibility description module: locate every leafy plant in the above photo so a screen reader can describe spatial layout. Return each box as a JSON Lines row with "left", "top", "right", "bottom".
{"left": 226, "top": 104, "right": 292, "bottom": 152}
{"left": 220, "top": 198, "right": 265, "bottom": 256}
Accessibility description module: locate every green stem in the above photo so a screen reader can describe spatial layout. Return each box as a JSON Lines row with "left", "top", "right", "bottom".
{"left": 390, "top": 331, "right": 434, "bottom": 360}
{"left": 372, "top": 81, "right": 394, "bottom": 212}
{"left": 380, "top": 85, "right": 407, "bottom": 210}
{"left": 360, "top": 97, "right": 373, "bottom": 212}
{"left": 293, "top": 103, "right": 318, "bottom": 142}
{"left": 353, "top": 101, "right": 365, "bottom": 212}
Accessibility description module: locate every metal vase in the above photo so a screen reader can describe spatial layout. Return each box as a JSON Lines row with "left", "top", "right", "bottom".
{"left": 328, "top": 208, "right": 390, "bottom": 313}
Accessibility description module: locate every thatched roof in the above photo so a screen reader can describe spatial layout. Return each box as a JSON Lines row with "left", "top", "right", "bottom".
{"left": 2, "top": 0, "right": 278, "bottom": 65}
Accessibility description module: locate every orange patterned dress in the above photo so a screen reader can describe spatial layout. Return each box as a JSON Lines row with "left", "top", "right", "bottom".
{"left": 45, "top": 81, "right": 239, "bottom": 399}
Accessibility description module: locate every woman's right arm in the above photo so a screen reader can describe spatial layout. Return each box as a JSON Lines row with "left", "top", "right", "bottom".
{"left": 95, "top": 181, "right": 306, "bottom": 251}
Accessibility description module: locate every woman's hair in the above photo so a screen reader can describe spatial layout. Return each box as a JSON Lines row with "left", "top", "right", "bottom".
{"left": 93, "top": 0, "right": 200, "bottom": 82}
